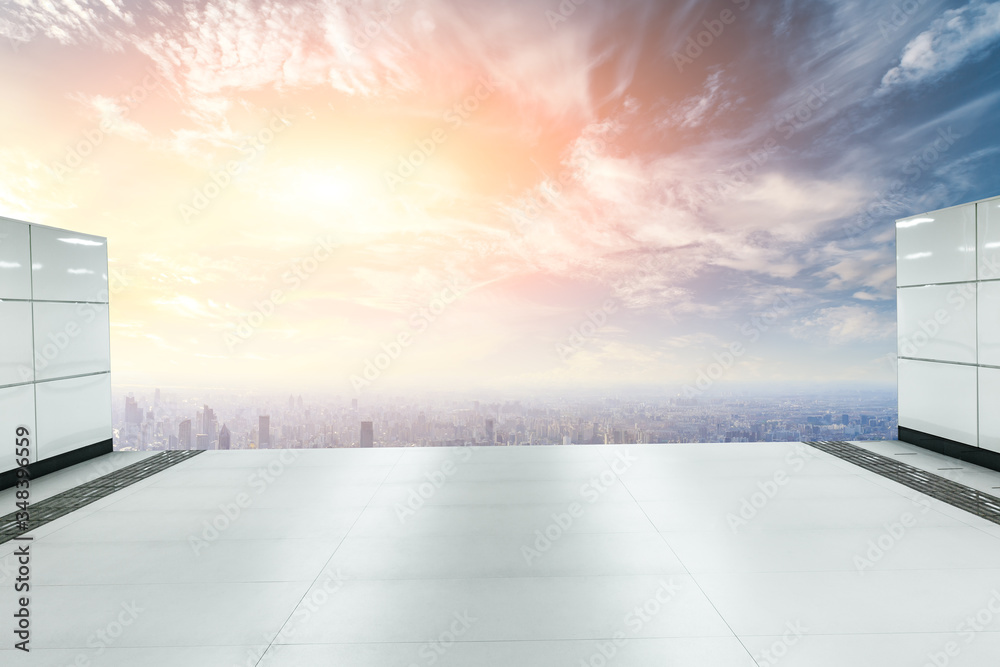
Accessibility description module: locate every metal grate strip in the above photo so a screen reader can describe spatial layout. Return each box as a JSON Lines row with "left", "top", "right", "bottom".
{"left": 803, "top": 441, "right": 1000, "bottom": 525}
{"left": 0, "top": 450, "right": 204, "bottom": 543}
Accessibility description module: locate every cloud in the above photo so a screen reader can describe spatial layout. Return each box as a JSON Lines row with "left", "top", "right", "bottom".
{"left": 813, "top": 243, "right": 897, "bottom": 299}
{"left": 81, "top": 95, "right": 153, "bottom": 143}
{"left": 791, "top": 305, "right": 894, "bottom": 344}
{"left": 0, "top": 0, "right": 130, "bottom": 48}
{"left": 5, "top": 0, "right": 996, "bottom": 390}
{"left": 659, "top": 68, "right": 734, "bottom": 130}
{"left": 880, "top": 0, "right": 1000, "bottom": 91}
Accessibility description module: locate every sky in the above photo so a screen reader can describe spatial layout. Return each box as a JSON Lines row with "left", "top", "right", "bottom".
{"left": 1, "top": 0, "right": 999, "bottom": 396}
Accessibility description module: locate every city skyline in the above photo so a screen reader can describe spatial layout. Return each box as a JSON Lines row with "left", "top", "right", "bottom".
{"left": 2, "top": 1, "right": 1000, "bottom": 393}
{"left": 111, "top": 386, "right": 898, "bottom": 452}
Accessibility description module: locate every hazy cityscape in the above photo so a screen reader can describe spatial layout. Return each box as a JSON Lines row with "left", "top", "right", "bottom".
{"left": 113, "top": 388, "right": 899, "bottom": 451}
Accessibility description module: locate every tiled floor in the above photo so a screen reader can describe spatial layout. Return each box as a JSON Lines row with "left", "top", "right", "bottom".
{"left": 3, "top": 442, "right": 1000, "bottom": 666}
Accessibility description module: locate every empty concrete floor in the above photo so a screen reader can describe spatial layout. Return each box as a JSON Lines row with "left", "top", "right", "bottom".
{"left": 3, "top": 441, "right": 1000, "bottom": 666}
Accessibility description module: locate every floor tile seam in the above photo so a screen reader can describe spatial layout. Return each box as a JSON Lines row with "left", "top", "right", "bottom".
{"left": 28, "top": 578, "right": 335, "bottom": 587}
{"left": 251, "top": 448, "right": 406, "bottom": 667}
{"left": 262, "top": 634, "right": 750, "bottom": 646}
{"left": 607, "top": 456, "right": 758, "bottom": 665}
{"left": 35, "top": 565, "right": 1000, "bottom": 585}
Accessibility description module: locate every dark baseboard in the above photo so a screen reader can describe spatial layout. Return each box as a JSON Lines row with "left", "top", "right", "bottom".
{"left": 0, "top": 439, "right": 114, "bottom": 491}
{"left": 898, "top": 426, "right": 1000, "bottom": 474}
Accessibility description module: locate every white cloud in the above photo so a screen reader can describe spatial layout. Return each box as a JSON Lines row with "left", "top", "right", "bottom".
{"left": 880, "top": 0, "right": 1000, "bottom": 90}
{"left": 813, "top": 242, "right": 897, "bottom": 299}
{"left": 659, "top": 69, "right": 734, "bottom": 130}
{"left": 791, "top": 305, "right": 894, "bottom": 344}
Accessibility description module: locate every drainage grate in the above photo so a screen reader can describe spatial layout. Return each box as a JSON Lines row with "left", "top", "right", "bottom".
{"left": 803, "top": 441, "right": 1000, "bottom": 525}
{"left": 0, "top": 450, "right": 203, "bottom": 544}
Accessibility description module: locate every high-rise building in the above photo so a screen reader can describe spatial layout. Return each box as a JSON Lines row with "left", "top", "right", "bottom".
{"left": 125, "top": 396, "right": 142, "bottom": 424}
{"left": 485, "top": 418, "right": 494, "bottom": 445}
{"left": 360, "top": 421, "right": 374, "bottom": 448}
{"left": 178, "top": 419, "right": 192, "bottom": 449}
{"left": 202, "top": 405, "right": 217, "bottom": 444}
{"left": 218, "top": 424, "right": 231, "bottom": 450}
{"left": 195, "top": 434, "right": 209, "bottom": 450}
{"left": 351, "top": 398, "right": 358, "bottom": 412}
{"left": 259, "top": 415, "right": 271, "bottom": 448}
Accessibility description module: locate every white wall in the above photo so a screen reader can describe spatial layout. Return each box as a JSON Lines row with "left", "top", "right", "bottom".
{"left": 0, "top": 217, "right": 111, "bottom": 472}
{"left": 896, "top": 195, "right": 1000, "bottom": 449}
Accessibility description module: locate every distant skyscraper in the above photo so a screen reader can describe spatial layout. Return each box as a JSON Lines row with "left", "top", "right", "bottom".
{"left": 842, "top": 413, "right": 850, "bottom": 425}
{"left": 202, "top": 405, "right": 217, "bottom": 443}
{"left": 351, "top": 398, "right": 358, "bottom": 412}
{"left": 259, "top": 416, "right": 271, "bottom": 448}
{"left": 360, "top": 421, "right": 374, "bottom": 448}
{"left": 485, "top": 418, "right": 494, "bottom": 446}
{"left": 125, "top": 396, "right": 142, "bottom": 424}
{"left": 218, "top": 424, "right": 231, "bottom": 450}
{"left": 178, "top": 419, "right": 192, "bottom": 449}
{"left": 195, "top": 434, "right": 209, "bottom": 450}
